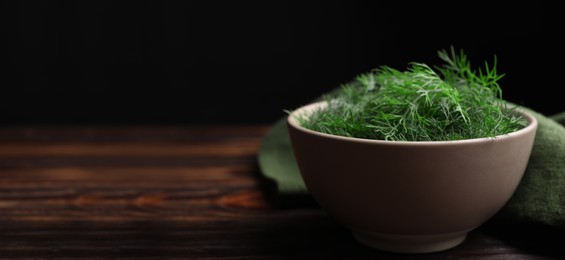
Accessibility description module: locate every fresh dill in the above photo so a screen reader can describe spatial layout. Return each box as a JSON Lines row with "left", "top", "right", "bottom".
{"left": 296, "top": 47, "right": 528, "bottom": 141}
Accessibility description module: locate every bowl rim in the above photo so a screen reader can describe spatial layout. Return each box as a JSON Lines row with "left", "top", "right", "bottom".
{"left": 287, "top": 101, "right": 538, "bottom": 146}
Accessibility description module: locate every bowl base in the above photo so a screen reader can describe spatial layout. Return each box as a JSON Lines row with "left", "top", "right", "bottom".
{"left": 350, "top": 227, "right": 468, "bottom": 254}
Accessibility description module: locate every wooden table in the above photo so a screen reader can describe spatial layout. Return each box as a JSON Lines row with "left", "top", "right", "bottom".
{"left": 0, "top": 126, "right": 563, "bottom": 259}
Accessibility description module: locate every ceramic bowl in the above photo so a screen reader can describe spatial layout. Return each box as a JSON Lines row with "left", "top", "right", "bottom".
{"left": 287, "top": 101, "right": 538, "bottom": 253}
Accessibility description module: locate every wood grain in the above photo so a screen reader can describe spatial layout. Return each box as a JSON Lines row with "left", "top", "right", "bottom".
{"left": 0, "top": 126, "right": 563, "bottom": 259}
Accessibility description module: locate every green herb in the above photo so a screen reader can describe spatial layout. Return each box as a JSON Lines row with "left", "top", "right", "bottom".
{"left": 295, "top": 47, "right": 528, "bottom": 141}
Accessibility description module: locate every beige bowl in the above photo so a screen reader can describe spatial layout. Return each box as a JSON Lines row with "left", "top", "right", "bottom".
{"left": 287, "top": 101, "right": 538, "bottom": 254}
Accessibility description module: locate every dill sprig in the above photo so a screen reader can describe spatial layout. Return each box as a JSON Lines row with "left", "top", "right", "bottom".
{"left": 296, "top": 47, "right": 528, "bottom": 141}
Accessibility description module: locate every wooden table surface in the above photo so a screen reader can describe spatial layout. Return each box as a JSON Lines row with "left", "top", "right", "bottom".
{"left": 0, "top": 126, "right": 563, "bottom": 259}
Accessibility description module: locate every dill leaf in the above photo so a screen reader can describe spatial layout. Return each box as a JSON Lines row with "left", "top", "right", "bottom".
{"left": 296, "top": 47, "right": 528, "bottom": 141}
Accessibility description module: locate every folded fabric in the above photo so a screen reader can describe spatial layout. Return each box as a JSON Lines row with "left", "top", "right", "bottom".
{"left": 493, "top": 108, "right": 565, "bottom": 229}
{"left": 258, "top": 93, "right": 565, "bottom": 230}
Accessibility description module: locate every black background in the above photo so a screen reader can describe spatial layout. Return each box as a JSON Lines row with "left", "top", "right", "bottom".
{"left": 0, "top": 1, "right": 562, "bottom": 125}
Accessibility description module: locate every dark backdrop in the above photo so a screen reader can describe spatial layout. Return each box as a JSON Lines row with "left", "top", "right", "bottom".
{"left": 0, "top": 1, "right": 562, "bottom": 125}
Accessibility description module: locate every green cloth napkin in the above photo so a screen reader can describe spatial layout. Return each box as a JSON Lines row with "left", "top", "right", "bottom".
{"left": 258, "top": 94, "right": 565, "bottom": 229}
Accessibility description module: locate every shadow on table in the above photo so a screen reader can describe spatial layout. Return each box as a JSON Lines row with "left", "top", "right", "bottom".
{"left": 481, "top": 219, "right": 565, "bottom": 258}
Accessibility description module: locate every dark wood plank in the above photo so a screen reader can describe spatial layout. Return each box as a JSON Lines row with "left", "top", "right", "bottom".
{"left": 0, "top": 126, "right": 563, "bottom": 259}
